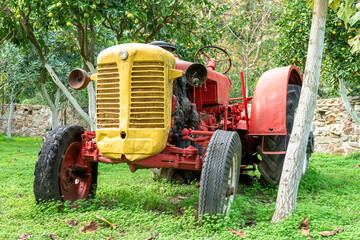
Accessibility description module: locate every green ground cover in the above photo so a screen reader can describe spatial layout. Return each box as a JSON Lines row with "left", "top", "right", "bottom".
{"left": 0, "top": 134, "right": 359, "bottom": 239}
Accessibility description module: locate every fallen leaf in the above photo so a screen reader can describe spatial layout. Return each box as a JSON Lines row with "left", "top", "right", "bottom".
{"left": 95, "top": 215, "right": 117, "bottom": 229}
{"left": 53, "top": 217, "right": 65, "bottom": 222}
{"left": 195, "top": 183, "right": 200, "bottom": 188}
{"left": 259, "top": 199, "right": 269, "bottom": 203}
{"left": 354, "top": 164, "right": 360, "bottom": 168}
{"left": 19, "top": 233, "right": 32, "bottom": 239}
{"left": 300, "top": 217, "right": 309, "bottom": 229}
{"left": 301, "top": 228, "right": 310, "bottom": 236}
{"left": 228, "top": 227, "right": 246, "bottom": 238}
{"left": 78, "top": 221, "right": 100, "bottom": 233}
{"left": 299, "top": 217, "right": 314, "bottom": 239}
{"left": 145, "top": 233, "right": 159, "bottom": 240}
{"left": 66, "top": 219, "right": 78, "bottom": 227}
{"left": 103, "top": 237, "right": 114, "bottom": 240}
{"left": 42, "top": 233, "right": 58, "bottom": 239}
{"left": 16, "top": 194, "right": 22, "bottom": 198}
{"left": 318, "top": 228, "right": 344, "bottom": 236}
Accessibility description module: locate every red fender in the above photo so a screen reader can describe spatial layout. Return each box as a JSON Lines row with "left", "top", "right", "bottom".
{"left": 248, "top": 65, "right": 302, "bottom": 136}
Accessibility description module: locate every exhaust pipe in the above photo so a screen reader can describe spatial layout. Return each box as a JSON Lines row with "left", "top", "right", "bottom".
{"left": 185, "top": 63, "right": 208, "bottom": 87}
{"left": 68, "top": 68, "right": 91, "bottom": 90}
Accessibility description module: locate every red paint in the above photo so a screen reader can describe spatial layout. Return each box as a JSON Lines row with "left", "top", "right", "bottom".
{"left": 75, "top": 62, "right": 302, "bottom": 176}
{"left": 248, "top": 66, "right": 302, "bottom": 136}
{"left": 78, "top": 130, "right": 210, "bottom": 171}
{"left": 175, "top": 58, "right": 231, "bottom": 107}
{"left": 60, "top": 142, "right": 93, "bottom": 202}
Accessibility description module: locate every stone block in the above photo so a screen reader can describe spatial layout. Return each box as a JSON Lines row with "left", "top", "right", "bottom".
{"left": 349, "top": 142, "right": 360, "bottom": 148}
{"left": 333, "top": 148, "right": 345, "bottom": 155}
{"left": 329, "top": 125, "right": 342, "bottom": 136}
{"left": 314, "top": 143, "right": 329, "bottom": 153}
{"left": 325, "top": 113, "right": 336, "bottom": 123}
{"left": 318, "top": 107, "right": 328, "bottom": 113}
{"left": 341, "top": 134, "right": 348, "bottom": 142}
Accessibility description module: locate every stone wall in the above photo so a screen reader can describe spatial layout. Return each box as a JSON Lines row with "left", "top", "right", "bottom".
{"left": 0, "top": 98, "right": 359, "bottom": 155}
{"left": 312, "top": 96, "right": 360, "bottom": 155}
{"left": 0, "top": 104, "right": 89, "bottom": 138}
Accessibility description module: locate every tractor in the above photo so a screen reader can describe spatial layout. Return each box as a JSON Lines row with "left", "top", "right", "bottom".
{"left": 34, "top": 41, "right": 314, "bottom": 216}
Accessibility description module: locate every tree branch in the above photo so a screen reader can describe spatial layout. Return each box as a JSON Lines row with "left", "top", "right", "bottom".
{"left": 339, "top": 78, "right": 360, "bottom": 125}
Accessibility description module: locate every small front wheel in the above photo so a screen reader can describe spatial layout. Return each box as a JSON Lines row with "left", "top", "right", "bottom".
{"left": 198, "top": 130, "right": 242, "bottom": 216}
{"left": 34, "top": 125, "right": 98, "bottom": 203}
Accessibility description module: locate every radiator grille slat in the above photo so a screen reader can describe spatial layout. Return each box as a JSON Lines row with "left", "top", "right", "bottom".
{"left": 130, "top": 61, "right": 165, "bottom": 129}
{"left": 96, "top": 62, "right": 120, "bottom": 129}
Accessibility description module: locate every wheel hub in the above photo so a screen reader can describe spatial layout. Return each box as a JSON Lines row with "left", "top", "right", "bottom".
{"left": 60, "top": 142, "right": 92, "bottom": 202}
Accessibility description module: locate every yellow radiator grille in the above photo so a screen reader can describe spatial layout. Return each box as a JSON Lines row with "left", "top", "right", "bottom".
{"left": 130, "top": 61, "right": 165, "bottom": 129}
{"left": 96, "top": 62, "right": 120, "bottom": 129}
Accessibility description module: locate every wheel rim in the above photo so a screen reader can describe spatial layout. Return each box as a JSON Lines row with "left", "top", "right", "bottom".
{"left": 224, "top": 152, "right": 238, "bottom": 213}
{"left": 60, "top": 142, "right": 92, "bottom": 202}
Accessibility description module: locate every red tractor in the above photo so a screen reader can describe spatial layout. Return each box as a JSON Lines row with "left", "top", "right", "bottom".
{"left": 34, "top": 41, "right": 313, "bottom": 216}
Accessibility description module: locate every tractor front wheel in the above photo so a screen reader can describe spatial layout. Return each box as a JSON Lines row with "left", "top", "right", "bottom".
{"left": 198, "top": 130, "right": 242, "bottom": 216}
{"left": 34, "top": 125, "right": 98, "bottom": 203}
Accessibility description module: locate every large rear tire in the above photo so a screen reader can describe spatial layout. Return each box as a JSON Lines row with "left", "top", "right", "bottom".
{"left": 34, "top": 125, "right": 98, "bottom": 203}
{"left": 198, "top": 130, "right": 242, "bottom": 216}
{"left": 257, "top": 84, "right": 312, "bottom": 185}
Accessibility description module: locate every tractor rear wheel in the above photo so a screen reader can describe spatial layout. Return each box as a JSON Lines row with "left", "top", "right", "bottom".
{"left": 257, "top": 84, "right": 312, "bottom": 185}
{"left": 34, "top": 125, "right": 98, "bottom": 203}
{"left": 198, "top": 130, "right": 242, "bottom": 216}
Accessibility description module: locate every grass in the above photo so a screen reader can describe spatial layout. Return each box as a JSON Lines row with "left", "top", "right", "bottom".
{"left": 0, "top": 133, "right": 359, "bottom": 239}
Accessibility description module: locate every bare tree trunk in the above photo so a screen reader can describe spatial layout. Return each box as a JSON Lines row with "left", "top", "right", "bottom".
{"left": 272, "top": 0, "right": 328, "bottom": 223}
{"left": 7, "top": 89, "right": 14, "bottom": 139}
{"left": 85, "top": 60, "right": 96, "bottom": 127}
{"left": 39, "top": 68, "right": 61, "bottom": 129}
{"left": 339, "top": 79, "right": 360, "bottom": 126}
{"left": 53, "top": 88, "right": 61, "bottom": 129}
{"left": 1, "top": 87, "right": 5, "bottom": 115}
{"left": 43, "top": 62, "right": 95, "bottom": 130}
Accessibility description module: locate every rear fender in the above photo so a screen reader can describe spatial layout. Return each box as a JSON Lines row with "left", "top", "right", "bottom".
{"left": 248, "top": 65, "right": 302, "bottom": 136}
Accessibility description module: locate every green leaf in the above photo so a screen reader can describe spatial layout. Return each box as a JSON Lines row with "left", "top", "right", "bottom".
{"left": 337, "top": 5, "right": 352, "bottom": 26}
{"left": 349, "top": 11, "right": 360, "bottom": 25}
{"left": 308, "top": 0, "right": 315, "bottom": 9}
{"left": 345, "top": 0, "right": 355, "bottom": 7}
{"left": 328, "top": 0, "right": 341, "bottom": 11}
{"left": 349, "top": 36, "right": 360, "bottom": 53}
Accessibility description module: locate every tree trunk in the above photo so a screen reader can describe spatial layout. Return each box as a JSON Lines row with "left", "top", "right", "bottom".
{"left": 43, "top": 63, "right": 95, "bottom": 130}
{"left": 85, "top": 60, "right": 96, "bottom": 127}
{"left": 272, "top": 0, "right": 328, "bottom": 223}
{"left": 339, "top": 79, "right": 360, "bottom": 126}
{"left": 1, "top": 88, "right": 5, "bottom": 115}
{"left": 53, "top": 88, "right": 61, "bottom": 129}
{"left": 7, "top": 89, "right": 14, "bottom": 139}
{"left": 39, "top": 67, "right": 60, "bottom": 129}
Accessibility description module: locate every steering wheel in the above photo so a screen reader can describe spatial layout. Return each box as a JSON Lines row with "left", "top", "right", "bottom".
{"left": 194, "top": 45, "right": 232, "bottom": 74}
